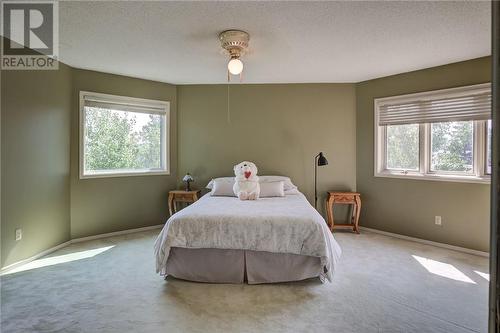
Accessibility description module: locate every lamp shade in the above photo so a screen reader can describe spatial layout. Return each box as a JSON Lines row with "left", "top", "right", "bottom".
{"left": 317, "top": 152, "right": 328, "bottom": 166}
{"left": 182, "top": 174, "right": 194, "bottom": 182}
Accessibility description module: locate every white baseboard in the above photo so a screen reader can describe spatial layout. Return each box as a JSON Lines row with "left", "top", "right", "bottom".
{"left": 0, "top": 240, "right": 72, "bottom": 274}
{"left": 360, "top": 226, "right": 489, "bottom": 258}
{"left": 1, "top": 224, "right": 164, "bottom": 274}
{"left": 71, "top": 224, "right": 164, "bottom": 243}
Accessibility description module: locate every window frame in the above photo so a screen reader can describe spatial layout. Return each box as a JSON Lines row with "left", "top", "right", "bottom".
{"left": 374, "top": 83, "right": 491, "bottom": 184}
{"left": 485, "top": 119, "right": 493, "bottom": 175}
{"left": 79, "top": 91, "right": 170, "bottom": 179}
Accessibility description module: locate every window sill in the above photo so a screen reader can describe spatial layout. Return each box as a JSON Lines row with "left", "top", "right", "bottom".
{"left": 374, "top": 171, "right": 490, "bottom": 184}
{"left": 80, "top": 169, "right": 170, "bottom": 179}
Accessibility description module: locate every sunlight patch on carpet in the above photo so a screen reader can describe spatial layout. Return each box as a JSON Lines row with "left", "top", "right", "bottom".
{"left": 2, "top": 246, "right": 115, "bottom": 275}
{"left": 412, "top": 255, "right": 475, "bottom": 284}
{"left": 474, "top": 270, "right": 490, "bottom": 281}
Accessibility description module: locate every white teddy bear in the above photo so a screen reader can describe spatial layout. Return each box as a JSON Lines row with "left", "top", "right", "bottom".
{"left": 233, "top": 161, "right": 260, "bottom": 200}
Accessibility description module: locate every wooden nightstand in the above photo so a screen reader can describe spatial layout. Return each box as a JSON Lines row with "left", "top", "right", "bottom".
{"left": 326, "top": 192, "right": 361, "bottom": 233}
{"left": 168, "top": 190, "right": 201, "bottom": 216}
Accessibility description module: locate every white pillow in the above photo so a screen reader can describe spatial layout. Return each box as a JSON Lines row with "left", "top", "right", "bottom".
{"left": 206, "top": 175, "right": 298, "bottom": 191}
{"left": 259, "top": 181, "right": 285, "bottom": 198}
{"left": 210, "top": 179, "right": 236, "bottom": 197}
{"left": 284, "top": 188, "right": 300, "bottom": 195}
{"left": 259, "top": 176, "right": 297, "bottom": 191}
{"left": 206, "top": 177, "right": 234, "bottom": 190}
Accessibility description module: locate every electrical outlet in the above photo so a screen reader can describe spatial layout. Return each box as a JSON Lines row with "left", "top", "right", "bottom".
{"left": 435, "top": 216, "right": 442, "bottom": 226}
{"left": 15, "top": 228, "right": 22, "bottom": 241}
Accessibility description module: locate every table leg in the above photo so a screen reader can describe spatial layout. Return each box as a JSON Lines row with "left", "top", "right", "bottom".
{"left": 326, "top": 196, "right": 335, "bottom": 232}
{"left": 168, "top": 193, "right": 174, "bottom": 216}
{"left": 350, "top": 203, "right": 356, "bottom": 232}
{"left": 354, "top": 196, "right": 361, "bottom": 234}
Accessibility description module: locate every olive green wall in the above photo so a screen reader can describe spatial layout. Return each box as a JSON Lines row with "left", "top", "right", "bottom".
{"left": 1, "top": 64, "right": 72, "bottom": 268}
{"left": 1, "top": 57, "right": 492, "bottom": 268}
{"left": 177, "top": 84, "right": 357, "bottom": 217}
{"left": 70, "top": 69, "right": 178, "bottom": 238}
{"left": 356, "top": 57, "right": 491, "bottom": 252}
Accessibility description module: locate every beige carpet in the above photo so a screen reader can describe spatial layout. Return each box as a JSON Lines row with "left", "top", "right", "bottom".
{"left": 0, "top": 229, "right": 489, "bottom": 333}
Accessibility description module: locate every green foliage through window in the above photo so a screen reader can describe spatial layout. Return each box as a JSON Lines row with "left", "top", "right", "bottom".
{"left": 84, "top": 107, "right": 163, "bottom": 173}
{"left": 386, "top": 124, "right": 419, "bottom": 170}
{"left": 431, "top": 121, "right": 473, "bottom": 173}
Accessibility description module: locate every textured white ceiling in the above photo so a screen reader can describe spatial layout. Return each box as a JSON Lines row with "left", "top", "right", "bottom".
{"left": 59, "top": 1, "right": 491, "bottom": 84}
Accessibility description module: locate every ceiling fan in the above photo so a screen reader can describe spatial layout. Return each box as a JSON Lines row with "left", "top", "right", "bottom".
{"left": 218, "top": 30, "right": 250, "bottom": 82}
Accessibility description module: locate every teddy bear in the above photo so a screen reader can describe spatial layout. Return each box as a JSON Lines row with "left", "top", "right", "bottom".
{"left": 233, "top": 161, "right": 260, "bottom": 200}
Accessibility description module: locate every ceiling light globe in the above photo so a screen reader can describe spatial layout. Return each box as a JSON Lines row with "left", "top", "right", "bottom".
{"left": 228, "top": 58, "right": 243, "bottom": 75}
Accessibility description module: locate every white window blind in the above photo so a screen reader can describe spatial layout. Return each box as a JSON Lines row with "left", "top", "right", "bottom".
{"left": 378, "top": 86, "right": 491, "bottom": 126}
{"left": 83, "top": 96, "right": 166, "bottom": 115}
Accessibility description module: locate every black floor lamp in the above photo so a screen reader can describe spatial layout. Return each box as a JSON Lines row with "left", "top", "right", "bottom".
{"left": 314, "top": 152, "right": 329, "bottom": 209}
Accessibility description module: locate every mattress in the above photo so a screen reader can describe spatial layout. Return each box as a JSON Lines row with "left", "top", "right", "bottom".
{"left": 155, "top": 192, "right": 341, "bottom": 283}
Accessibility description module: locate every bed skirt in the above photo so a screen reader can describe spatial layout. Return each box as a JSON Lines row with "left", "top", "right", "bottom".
{"left": 165, "top": 247, "right": 322, "bottom": 284}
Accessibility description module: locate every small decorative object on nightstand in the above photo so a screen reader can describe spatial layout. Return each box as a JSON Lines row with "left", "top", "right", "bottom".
{"left": 326, "top": 192, "right": 361, "bottom": 233}
{"left": 168, "top": 190, "right": 201, "bottom": 216}
{"left": 182, "top": 173, "right": 194, "bottom": 191}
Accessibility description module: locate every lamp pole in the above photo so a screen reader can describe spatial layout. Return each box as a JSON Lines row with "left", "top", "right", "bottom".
{"left": 315, "top": 153, "right": 319, "bottom": 209}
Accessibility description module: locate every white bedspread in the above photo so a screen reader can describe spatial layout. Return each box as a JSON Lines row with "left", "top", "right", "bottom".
{"left": 154, "top": 193, "right": 342, "bottom": 282}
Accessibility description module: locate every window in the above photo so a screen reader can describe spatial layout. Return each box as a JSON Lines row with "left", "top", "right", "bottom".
{"left": 374, "top": 83, "right": 491, "bottom": 183}
{"left": 386, "top": 124, "right": 419, "bottom": 171}
{"left": 80, "top": 91, "right": 169, "bottom": 178}
{"left": 486, "top": 119, "right": 492, "bottom": 175}
{"left": 430, "top": 121, "right": 474, "bottom": 174}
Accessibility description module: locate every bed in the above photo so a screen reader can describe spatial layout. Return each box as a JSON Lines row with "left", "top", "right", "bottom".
{"left": 154, "top": 185, "right": 342, "bottom": 284}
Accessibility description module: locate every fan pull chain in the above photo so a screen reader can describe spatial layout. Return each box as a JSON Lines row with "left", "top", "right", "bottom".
{"left": 227, "top": 84, "right": 231, "bottom": 124}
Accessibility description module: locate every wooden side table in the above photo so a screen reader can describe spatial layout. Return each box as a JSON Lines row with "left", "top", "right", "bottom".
{"left": 168, "top": 190, "right": 201, "bottom": 216}
{"left": 326, "top": 192, "right": 361, "bottom": 233}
